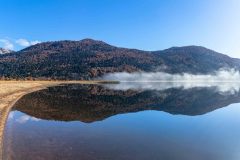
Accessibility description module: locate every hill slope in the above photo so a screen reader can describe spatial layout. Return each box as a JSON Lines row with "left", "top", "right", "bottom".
{"left": 0, "top": 39, "right": 239, "bottom": 80}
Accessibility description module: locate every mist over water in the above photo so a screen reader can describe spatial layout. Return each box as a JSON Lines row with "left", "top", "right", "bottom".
{"left": 101, "top": 69, "right": 240, "bottom": 82}
{"left": 100, "top": 69, "right": 240, "bottom": 94}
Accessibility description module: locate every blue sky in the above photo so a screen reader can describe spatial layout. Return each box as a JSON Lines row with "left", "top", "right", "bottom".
{"left": 0, "top": 0, "right": 240, "bottom": 58}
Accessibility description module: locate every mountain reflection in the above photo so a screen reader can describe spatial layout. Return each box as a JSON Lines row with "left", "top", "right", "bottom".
{"left": 13, "top": 83, "right": 240, "bottom": 123}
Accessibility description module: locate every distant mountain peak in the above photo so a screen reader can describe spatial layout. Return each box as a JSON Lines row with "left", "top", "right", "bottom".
{"left": 0, "top": 48, "right": 15, "bottom": 54}
{"left": 156, "top": 45, "right": 230, "bottom": 58}
{"left": 20, "top": 38, "right": 114, "bottom": 53}
{"left": 164, "top": 45, "right": 213, "bottom": 52}
{"left": 80, "top": 38, "right": 106, "bottom": 44}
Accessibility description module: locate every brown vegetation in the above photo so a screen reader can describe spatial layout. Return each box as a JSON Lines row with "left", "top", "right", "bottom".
{"left": 1, "top": 39, "right": 239, "bottom": 80}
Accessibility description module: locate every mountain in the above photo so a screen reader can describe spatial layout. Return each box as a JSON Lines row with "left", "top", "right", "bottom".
{"left": 0, "top": 39, "right": 239, "bottom": 79}
{"left": 154, "top": 46, "right": 240, "bottom": 74}
{"left": 13, "top": 84, "right": 240, "bottom": 123}
{"left": 0, "top": 48, "right": 14, "bottom": 54}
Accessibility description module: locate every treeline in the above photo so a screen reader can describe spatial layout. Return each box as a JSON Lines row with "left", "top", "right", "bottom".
{"left": 0, "top": 39, "right": 239, "bottom": 80}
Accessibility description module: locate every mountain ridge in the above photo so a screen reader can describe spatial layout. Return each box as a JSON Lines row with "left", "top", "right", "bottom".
{"left": 0, "top": 39, "right": 239, "bottom": 80}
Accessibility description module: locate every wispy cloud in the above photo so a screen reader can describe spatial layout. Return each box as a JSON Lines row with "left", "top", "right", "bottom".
{"left": 0, "top": 39, "right": 14, "bottom": 50}
{"left": 16, "top": 38, "right": 41, "bottom": 47}
{"left": 0, "top": 38, "right": 41, "bottom": 51}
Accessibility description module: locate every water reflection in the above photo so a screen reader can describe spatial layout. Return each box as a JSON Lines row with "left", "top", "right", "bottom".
{"left": 103, "top": 81, "right": 240, "bottom": 94}
{"left": 3, "top": 83, "right": 240, "bottom": 160}
{"left": 11, "top": 84, "right": 240, "bottom": 122}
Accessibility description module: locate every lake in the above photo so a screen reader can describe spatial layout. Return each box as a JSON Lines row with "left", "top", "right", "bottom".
{"left": 2, "top": 83, "right": 240, "bottom": 160}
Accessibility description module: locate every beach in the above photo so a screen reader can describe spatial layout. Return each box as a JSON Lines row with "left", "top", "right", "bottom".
{"left": 0, "top": 80, "right": 103, "bottom": 159}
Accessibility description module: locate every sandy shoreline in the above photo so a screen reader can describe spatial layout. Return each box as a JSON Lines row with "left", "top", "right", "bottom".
{"left": 0, "top": 80, "right": 103, "bottom": 159}
{"left": 0, "top": 81, "right": 61, "bottom": 159}
{"left": 0, "top": 80, "right": 103, "bottom": 118}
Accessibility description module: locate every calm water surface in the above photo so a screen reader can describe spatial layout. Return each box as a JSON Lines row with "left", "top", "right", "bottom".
{"left": 3, "top": 83, "right": 240, "bottom": 160}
